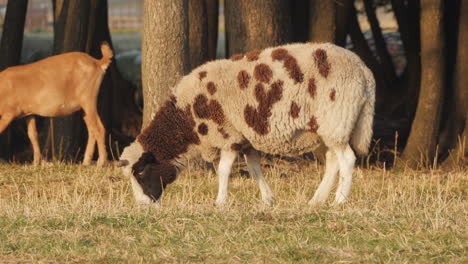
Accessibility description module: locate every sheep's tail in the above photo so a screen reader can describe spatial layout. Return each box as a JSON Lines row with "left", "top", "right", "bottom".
{"left": 98, "top": 41, "right": 113, "bottom": 71}
{"left": 350, "top": 65, "right": 376, "bottom": 156}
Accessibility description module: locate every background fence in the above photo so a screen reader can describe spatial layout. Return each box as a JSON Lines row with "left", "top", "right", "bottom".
{"left": 0, "top": 0, "right": 143, "bottom": 33}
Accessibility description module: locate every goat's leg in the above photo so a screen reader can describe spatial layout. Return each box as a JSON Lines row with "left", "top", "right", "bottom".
{"left": 215, "top": 149, "right": 237, "bottom": 206}
{"left": 333, "top": 144, "right": 356, "bottom": 204}
{"left": 26, "top": 116, "right": 41, "bottom": 165}
{"left": 244, "top": 149, "right": 275, "bottom": 206}
{"left": 309, "top": 149, "right": 340, "bottom": 206}
{"left": 82, "top": 114, "right": 97, "bottom": 166}
{"left": 82, "top": 107, "right": 107, "bottom": 166}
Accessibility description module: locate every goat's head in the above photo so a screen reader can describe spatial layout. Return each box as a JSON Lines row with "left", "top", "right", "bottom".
{"left": 118, "top": 141, "right": 177, "bottom": 207}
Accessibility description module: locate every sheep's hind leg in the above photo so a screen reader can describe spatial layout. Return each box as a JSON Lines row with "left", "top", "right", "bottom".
{"left": 26, "top": 116, "right": 42, "bottom": 165}
{"left": 333, "top": 144, "right": 356, "bottom": 205}
{"left": 309, "top": 149, "right": 339, "bottom": 206}
{"left": 244, "top": 149, "right": 275, "bottom": 206}
{"left": 215, "top": 150, "right": 237, "bottom": 206}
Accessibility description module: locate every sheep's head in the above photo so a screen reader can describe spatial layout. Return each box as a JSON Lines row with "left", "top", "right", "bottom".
{"left": 118, "top": 141, "right": 178, "bottom": 207}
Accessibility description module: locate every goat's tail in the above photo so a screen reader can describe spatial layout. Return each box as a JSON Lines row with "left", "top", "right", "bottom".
{"left": 350, "top": 65, "right": 376, "bottom": 156}
{"left": 98, "top": 41, "right": 113, "bottom": 71}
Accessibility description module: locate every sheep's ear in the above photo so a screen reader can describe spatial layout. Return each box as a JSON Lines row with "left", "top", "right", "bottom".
{"left": 117, "top": 160, "right": 129, "bottom": 167}
{"left": 132, "top": 152, "right": 158, "bottom": 177}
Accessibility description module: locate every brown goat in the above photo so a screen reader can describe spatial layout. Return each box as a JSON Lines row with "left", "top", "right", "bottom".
{"left": 0, "top": 43, "right": 113, "bottom": 166}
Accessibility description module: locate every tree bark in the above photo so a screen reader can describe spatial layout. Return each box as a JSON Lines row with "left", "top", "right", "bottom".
{"left": 142, "top": 0, "right": 189, "bottom": 128}
{"left": 0, "top": 0, "right": 29, "bottom": 161}
{"left": 206, "top": 0, "right": 219, "bottom": 60}
{"left": 401, "top": 0, "right": 445, "bottom": 168}
{"left": 225, "top": 0, "right": 292, "bottom": 56}
{"left": 189, "top": 0, "right": 209, "bottom": 70}
{"left": 0, "top": 0, "right": 28, "bottom": 71}
{"left": 441, "top": 0, "right": 468, "bottom": 167}
{"left": 308, "top": 0, "right": 335, "bottom": 42}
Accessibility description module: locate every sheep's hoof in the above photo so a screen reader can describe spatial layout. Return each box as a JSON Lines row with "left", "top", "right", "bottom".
{"left": 82, "top": 160, "right": 92, "bottom": 166}
{"left": 262, "top": 197, "right": 275, "bottom": 207}
{"left": 332, "top": 196, "right": 348, "bottom": 206}
{"left": 215, "top": 199, "right": 228, "bottom": 207}
{"left": 32, "top": 159, "right": 41, "bottom": 166}
{"left": 308, "top": 197, "right": 326, "bottom": 207}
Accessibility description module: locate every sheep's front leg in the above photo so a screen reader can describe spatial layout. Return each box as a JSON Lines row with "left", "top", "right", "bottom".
{"left": 26, "top": 116, "right": 41, "bottom": 165}
{"left": 244, "top": 149, "right": 275, "bottom": 206}
{"left": 215, "top": 150, "right": 237, "bottom": 206}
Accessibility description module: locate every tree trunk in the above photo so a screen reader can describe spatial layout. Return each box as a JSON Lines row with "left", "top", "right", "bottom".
{"left": 206, "top": 0, "right": 219, "bottom": 60}
{"left": 290, "top": 0, "right": 309, "bottom": 43}
{"left": 225, "top": 0, "right": 292, "bottom": 56}
{"left": 308, "top": 0, "right": 335, "bottom": 42}
{"left": 363, "top": 0, "right": 397, "bottom": 83}
{"left": 441, "top": 0, "right": 468, "bottom": 167}
{"left": 0, "top": 0, "right": 28, "bottom": 71}
{"left": 189, "top": 0, "right": 209, "bottom": 70}
{"left": 401, "top": 0, "right": 445, "bottom": 168}
{"left": 334, "top": 0, "right": 353, "bottom": 47}
{"left": 0, "top": 0, "right": 29, "bottom": 161}
{"left": 392, "top": 0, "right": 421, "bottom": 117}
{"left": 142, "top": 0, "right": 189, "bottom": 128}
{"left": 46, "top": 0, "right": 91, "bottom": 161}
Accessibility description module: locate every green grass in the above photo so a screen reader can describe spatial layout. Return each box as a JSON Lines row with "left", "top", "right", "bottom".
{"left": 0, "top": 159, "right": 466, "bottom": 263}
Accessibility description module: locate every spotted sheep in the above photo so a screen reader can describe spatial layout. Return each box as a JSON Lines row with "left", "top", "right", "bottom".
{"left": 118, "top": 42, "right": 376, "bottom": 207}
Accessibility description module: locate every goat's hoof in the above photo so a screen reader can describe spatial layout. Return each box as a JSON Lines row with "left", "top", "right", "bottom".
{"left": 97, "top": 160, "right": 108, "bottom": 167}
{"left": 32, "top": 160, "right": 41, "bottom": 166}
{"left": 82, "top": 160, "right": 92, "bottom": 166}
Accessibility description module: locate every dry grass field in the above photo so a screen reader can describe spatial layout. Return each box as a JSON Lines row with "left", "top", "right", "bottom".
{"left": 0, "top": 157, "right": 466, "bottom": 263}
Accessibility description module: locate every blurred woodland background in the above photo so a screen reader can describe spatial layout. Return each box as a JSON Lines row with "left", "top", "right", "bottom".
{"left": 0, "top": 0, "right": 466, "bottom": 169}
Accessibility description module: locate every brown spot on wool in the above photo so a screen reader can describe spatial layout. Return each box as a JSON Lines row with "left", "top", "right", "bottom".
{"left": 308, "top": 78, "right": 317, "bottom": 99}
{"left": 237, "top": 70, "right": 250, "bottom": 89}
{"left": 314, "top": 49, "right": 331, "bottom": 78}
{"left": 138, "top": 97, "right": 200, "bottom": 161}
{"left": 246, "top": 50, "right": 261, "bottom": 61}
{"left": 271, "top": 48, "right": 304, "bottom": 84}
{"left": 193, "top": 94, "right": 225, "bottom": 125}
{"left": 254, "top": 63, "right": 273, "bottom": 83}
{"left": 231, "top": 143, "right": 243, "bottom": 151}
{"left": 308, "top": 116, "right": 319, "bottom": 133}
{"left": 207, "top": 82, "right": 217, "bottom": 95}
{"left": 230, "top": 53, "right": 244, "bottom": 61}
{"left": 290, "top": 102, "right": 300, "bottom": 119}
{"left": 244, "top": 80, "right": 283, "bottom": 135}
{"left": 198, "top": 123, "right": 208, "bottom": 135}
{"left": 217, "top": 127, "right": 230, "bottom": 139}
{"left": 199, "top": 71, "right": 207, "bottom": 80}
{"left": 330, "top": 89, "right": 336, "bottom": 101}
